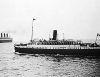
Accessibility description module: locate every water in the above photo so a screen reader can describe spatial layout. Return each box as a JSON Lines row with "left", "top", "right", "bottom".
{"left": 0, "top": 43, "right": 100, "bottom": 77}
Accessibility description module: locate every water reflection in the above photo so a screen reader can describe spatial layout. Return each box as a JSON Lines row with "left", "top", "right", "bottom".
{"left": 13, "top": 54, "right": 100, "bottom": 77}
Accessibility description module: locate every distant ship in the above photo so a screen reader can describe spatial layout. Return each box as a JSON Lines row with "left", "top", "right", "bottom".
{"left": 0, "top": 33, "right": 12, "bottom": 43}
{"left": 14, "top": 19, "right": 100, "bottom": 56}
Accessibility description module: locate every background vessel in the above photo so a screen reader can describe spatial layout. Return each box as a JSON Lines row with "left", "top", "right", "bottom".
{"left": 0, "top": 33, "right": 12, "bottom": 43}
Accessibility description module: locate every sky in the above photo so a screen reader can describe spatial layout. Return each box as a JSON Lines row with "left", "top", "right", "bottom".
{"left": 0, "top": 0, "right": 100, "bottom": 42}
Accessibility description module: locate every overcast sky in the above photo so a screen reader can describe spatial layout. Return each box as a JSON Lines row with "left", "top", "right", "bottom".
{"left": 0, "top": 0, "right": 100, "bottom": 42}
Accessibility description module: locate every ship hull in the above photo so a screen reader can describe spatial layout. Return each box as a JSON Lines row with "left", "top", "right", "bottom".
{"left": 0, "top": 40, "right": 12, "bottom": 43}
{"left": 0, "top": 38, "right": 12, "bottom": 43}
{"left": 14, "top": 47, "right": 100, "bottom": 56}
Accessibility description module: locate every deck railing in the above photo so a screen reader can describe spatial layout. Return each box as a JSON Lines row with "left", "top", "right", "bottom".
{"left": 15, "top": 45, "right": 100, "bottom": 49}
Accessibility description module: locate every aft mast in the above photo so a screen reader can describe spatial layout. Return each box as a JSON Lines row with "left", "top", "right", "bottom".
{"left": 30, "top": 18, "right": 36, "bottom": 42}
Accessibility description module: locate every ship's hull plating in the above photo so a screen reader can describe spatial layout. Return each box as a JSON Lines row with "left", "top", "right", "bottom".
{"left": 15, "top": 47, "right": 100, "bottom": 56}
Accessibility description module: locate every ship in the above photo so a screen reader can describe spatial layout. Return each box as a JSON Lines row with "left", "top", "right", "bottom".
{"left": 0, "top": 33, "right": 12, "bottom": 43}
{"left": 14, "top": 19, "right": 100, "bottom": 56}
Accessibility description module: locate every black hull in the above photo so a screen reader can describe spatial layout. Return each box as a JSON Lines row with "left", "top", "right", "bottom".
{"left": 0, "top": 40, "right": 12, "bottom": 43}
{"left": 15, "top": 47, "right": 100, "bottom": 56}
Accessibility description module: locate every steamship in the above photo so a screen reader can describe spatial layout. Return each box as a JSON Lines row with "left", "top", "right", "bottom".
{"left": 0, "top": 33, "right": 12, "bottom": 43}
{"left": 14, "top": 19, "right": 100, "bottom": 56}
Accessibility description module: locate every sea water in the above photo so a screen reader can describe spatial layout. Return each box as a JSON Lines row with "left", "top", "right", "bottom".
{"left": 0, "top": 43, "right": 100, "bottom": 77}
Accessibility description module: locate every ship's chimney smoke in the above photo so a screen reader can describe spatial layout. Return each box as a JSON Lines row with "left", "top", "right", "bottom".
{"left": 52, "top": 30, "right": 57, "bottom": 40}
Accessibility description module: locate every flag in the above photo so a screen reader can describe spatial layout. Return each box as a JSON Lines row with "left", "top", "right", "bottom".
{"left": 33, "top": 18, "right": 36, "bottom": 20}
{"left": 97, "top": 33, "right": 100, "bottom": 36}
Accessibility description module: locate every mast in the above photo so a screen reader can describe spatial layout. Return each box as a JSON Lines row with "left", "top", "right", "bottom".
{"left": 31, "top": 18, "right": 35, "bottom": 42}
{"left": 63, "top": 33, "right": 64, "bottom": 41}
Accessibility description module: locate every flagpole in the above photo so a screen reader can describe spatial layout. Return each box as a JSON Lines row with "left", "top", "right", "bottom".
{"left": 31, "top": 18, "right": 35, "bottom": 42}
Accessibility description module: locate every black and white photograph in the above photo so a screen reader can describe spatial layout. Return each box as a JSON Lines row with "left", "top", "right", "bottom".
{"left": 0, "top": 0, "right": 100, "bottom": 77}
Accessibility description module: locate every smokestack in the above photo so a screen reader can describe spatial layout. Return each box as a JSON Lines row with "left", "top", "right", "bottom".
{"left": 6, "top": 33, "right": 8, "bottom": 37}
{"left": 4, "top": 33, "right": 5, "bottom": 37}
{"left": 52, "top": 30, "right": 57, "bottom": 40}
{"left": 1, "top": 33, "right": 2, "bottom": 38}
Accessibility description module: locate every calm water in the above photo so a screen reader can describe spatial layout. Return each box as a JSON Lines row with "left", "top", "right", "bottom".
{"left": 0, "top": 43, "right": 100, "bottom": 77}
